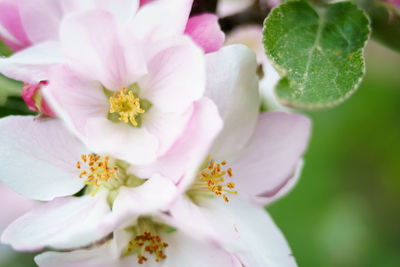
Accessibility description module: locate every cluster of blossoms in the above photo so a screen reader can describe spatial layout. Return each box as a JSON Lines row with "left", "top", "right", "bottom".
{"left": 0, "top": 0, "right": 310, "bottom": 266}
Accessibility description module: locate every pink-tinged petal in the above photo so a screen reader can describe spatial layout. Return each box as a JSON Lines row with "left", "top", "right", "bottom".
{"left": 17, "top": 0, "right": 91, "bottom": 44}
{"left": 230, "top": 112, "right": 311, "bottom": 199}
{"left": 257, "top": 161, "right": 304, "bottom": 206}
{"left": 140, "top": 36, "right": 205, "bottom": 113}
{"left": 129, "top": 0, "right": 193, "bottom": 41}
{"left": 60, "top": 9, "right": 146, "bottom": 91}
{"left": 84, "top": 117, "right": 159, "bottom": 165}
{"left": 197, "top": 197, "right": 298, "bottom": 267}
{"left": 96, "top": 0, "right": 140, "bottom": 22}
{"left": 168, "top": 195, "right": 296, "bottom": 266}
{"left": 43, "top": 65, "right": 109, "bottom": 139}
{"left": 139, "top": 0, "right": 154, "bottom": 6}
{"left": 0, "top": 0, "right": 31, "bottom": 51}
{"left": 185, "top": 13, "right": 225, "bottom": 53}
{"left": 151, "top": 231, "right": 242, "bottom": 267}
{"left": 166, "top": 196, "right": 219, "bottom": 240}
{"left": 144, "top": 105, "right": 193, "bottom": 157}
{"left": 130, "top": 98, "right": 223, "bottom": 190}
{"left": 205, "top": 45, "right": 260, "bottom": 160}
{"left": 22, "top": 81, "right": 56, "bottom": 117}
{"left": 2, "top": 192, "right": 110, "bottom": 251}
{"left": 0, "top": 116, "right": 87, "bottom": 201}
{"left": 0, "top": 41, "right": 63, "bottom": 83}
{"left": 0, "top": 183, "right": 36, "bottom": 232}
{"left": 99, "top": 175, "right": 178, "bottom": 233}
{"left": 21, "top": 82, "right": 39, "bottom": 111}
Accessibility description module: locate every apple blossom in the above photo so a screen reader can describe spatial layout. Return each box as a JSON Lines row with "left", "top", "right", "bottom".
{"left": 126, "top": 45, "right": 309, "bottom": 266}
{"left": 0, "top": 97, "right": 222, "bottom": 251}
{"left": 35, "top": 217, "right": 243, "bottom": 267}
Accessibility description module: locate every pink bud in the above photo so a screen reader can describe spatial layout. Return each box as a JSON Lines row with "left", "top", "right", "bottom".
{"left": 22, "top": 81, "right": 56, "bottom": 117}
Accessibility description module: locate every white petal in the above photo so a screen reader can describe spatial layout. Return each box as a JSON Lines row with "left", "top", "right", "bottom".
{"left": 0, "top": 41, "right": 63, "bottom": 83}
{"left": 144, "top": 231, "right": 242, "bottom": 267}
{"left": 60, "top": 9, "right": 146, "bottom": 90}
{"left": 230, "top": 112, "right": 311, "bottom": 200}
{"left": 84, "top": 117, "right": 158, "bottom": 165}
{"left": 0, "top": 116, "right": 87, "bottom": 201}
{"left": 198, "top": 197, "right": 297, "bottom": 267}
{"left": 2, "top": 192, "right": 110, "bottom": 251}
{"left": 99, "top": 175, "right": 178, "bottom": 233}
{"left": 205, "top": 45, "right": 260, "bottom": 160}
{"left": 0, "top": 183, "right": 36, "bottom": 232}
{"left": 129, "top": 0, "right": 192, "bottom": 41}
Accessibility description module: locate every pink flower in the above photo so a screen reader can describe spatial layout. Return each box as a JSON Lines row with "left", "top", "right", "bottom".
{"left": 0, "top": 94, "right": 221, "bottom": 251}
{"left": 34, "top": 221, "right": 243, "bottom": 267}
{"left": 130, "top": 45, "right": 309, "bottom": 265}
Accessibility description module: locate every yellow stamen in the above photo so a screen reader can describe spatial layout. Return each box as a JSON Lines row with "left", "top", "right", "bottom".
{"left": 197, "top": 157, "right": 237, "bottom": 202}
{"left": 125, "top": 231, "right": 168, "bottom": 264}
{"left": 109, "top": 88, "right": 145, "bottom": 126}
{"left": 76, "top": 154, "right": 118, "bottom": 196}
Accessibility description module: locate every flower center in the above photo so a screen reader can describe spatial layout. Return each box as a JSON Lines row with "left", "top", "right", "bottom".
{"left": 189, "top": 156, "right": 237, "bottom": 202}
{"left": 76, "top": 154, "right": 118, "bottom": 196}
{"left": 123, "top": 218, "right": 168, "bottom": 264}
{"left": 109, "top": 88, "right": 145, "bottom": 126}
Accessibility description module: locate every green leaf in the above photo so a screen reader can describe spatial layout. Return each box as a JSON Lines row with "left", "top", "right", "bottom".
{"left": 0, "top": 74, "right": 23, "bottom": 105}
{"left": 263, "top": 0, "right": 370, "bottom": 109}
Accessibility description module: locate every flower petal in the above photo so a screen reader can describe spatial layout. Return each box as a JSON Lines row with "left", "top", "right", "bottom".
{"left": 17, "top": 0, "right": 87, "bottom": 44}
{"left": 200, "top": 197, "right": 298, "bottom": 266}
{"left": 185, "top": 13, "right": 225, "bottom": 53}
{"left": 35, "top": 247, "right": 117, "bottom": 267}
{"left": 153, "top": 231, "right": 242, "bottom": 267}
{"left": 230, "top": 112, "right": 311, "bottom": 199}
{"left": 1, "top": 192, "right": 110, "bottom": 251}
{"left": 0, "top": 41, "right": 63, "bottom": 83}
{"left": 0, "top": 183, "right": 36, "bottom": 232}
{"left": 0, "top": 0, "right": 31, "bottom": 51}
{"left": 99, "top": 175, "right": 178, "bottom": 233}
{"left": 205, "top": 45, "right": 260, "bottom": 160}
{"left": 60, "top": 9, "right": 146, "bottom": 90}
{"left": 168, "top": 195, "right": 297, "bottom": 266}
{"left": 129, "top": 0, "right": 193, "bottom": 41}
{"left": 130, "top": 98, "right": 223, "bottom": 190}
{"left": 43, "top": 65, "right": 109, "bottom": 139}
{"left": 143, "top": 105, "right": 193, "bottom": 157}
{"left": 140, "top": 35, "right": 205, "bottom": 113}
{"left": 0, "top": 116, "right": 87, "bottom": 201}
{"left": 84, "top": 117, "right": 159, "bottom": 165}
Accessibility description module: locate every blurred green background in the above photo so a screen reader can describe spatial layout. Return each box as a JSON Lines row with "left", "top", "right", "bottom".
{"left": 268, "top": 41, "right": 400, "bottom": 267}
{"left": 0, "top": 41, "right": 399, "bottom": 266}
